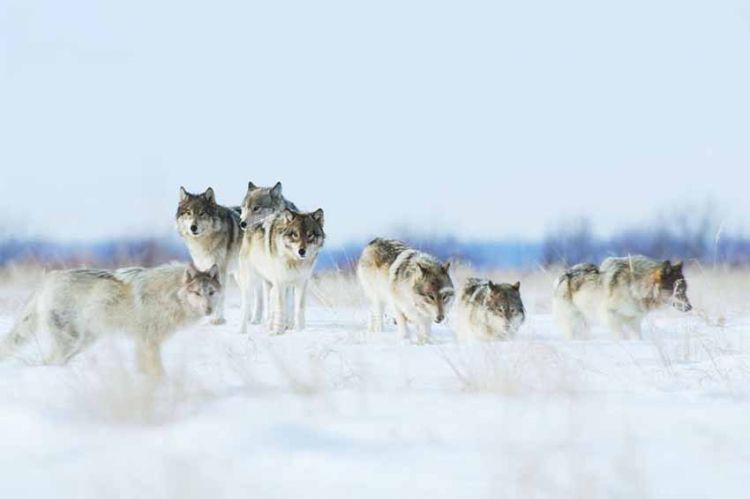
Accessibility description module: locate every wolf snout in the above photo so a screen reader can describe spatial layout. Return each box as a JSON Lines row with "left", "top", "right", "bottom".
{"left": 298, "top": 248, "right": 307, "bottom": 258}
{"left": 190, "top": 224, "right": 199, "bottom": 235}
{"left": 240, "top": 220, "right": 247, "bottom": 230}
{"left": 435, "top": 314, "right": 445, "bottom": 324}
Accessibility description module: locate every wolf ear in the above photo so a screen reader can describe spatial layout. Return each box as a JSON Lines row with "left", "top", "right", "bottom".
{"left": 442, "top": 261, "right": 451, "bottom": 273}
{"left": 184, "top": 263, "right": 199, "bottom": 283}
{"left": 312, "top": 208, "right": 324, "bottom": 226}
{"left": 207, "top": 264, "right": 220, "bottom": 281}
{"left": 512, "top": 281, "right": 521, "bottom": 291}
{"left": 203, "top": 187, "right": 216, "bottom": 204}
{"left": 283, "top": 209, "right": 296, "bottom": 223}
{"left": 179, "top": 186, "right": 189, "bottom": 202}
{"left": 247, "top": 181, "right": 257, "bottom": 191}
{"left": 271, "top": 182, "right": 283, "bottom": 197}
{"left": 673, "top": 260, "right": 683, "bottom": 271}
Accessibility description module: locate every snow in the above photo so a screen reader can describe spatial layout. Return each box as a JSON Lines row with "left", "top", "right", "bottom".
{"left": 1, "top": 270, "right": 749, "bottom": 498}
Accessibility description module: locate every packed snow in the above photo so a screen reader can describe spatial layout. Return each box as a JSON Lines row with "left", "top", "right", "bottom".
{"left": 0, "top": 266, "right": 748, "bottom": 498}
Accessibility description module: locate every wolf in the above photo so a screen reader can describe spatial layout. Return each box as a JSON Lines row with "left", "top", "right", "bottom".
{"left": 553, "top": 256, "right": 692, "bottom": 340}
{"left": 238, "top": 208, "right": 325, "bottom": 334}
{"left": 237, "top": 181, "right": 299, "bottom": 325}
{"left": 454, "top": 278, "right": 525, "bottom": 341}
{"left": 357, "top": 238, "right": 454, "bottom": 343}
{"left": 176, "top": 186, "right": 241, "bottom": 325}
{"left": 239, "top": 181, "right": 298, "bottom": 230}
{"left": 0, "top": 263, "right": 220, "bottom": 376}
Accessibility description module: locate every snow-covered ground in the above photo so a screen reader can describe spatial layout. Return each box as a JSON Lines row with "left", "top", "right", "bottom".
{"left": 0, "top": 267, "right": 749, "bottom": 498}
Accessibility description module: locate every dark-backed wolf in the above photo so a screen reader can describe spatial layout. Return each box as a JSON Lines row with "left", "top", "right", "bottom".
{"left": 553, "top": 256, "right": 692, "bottom": 339}
{"left": 176, "top": 186, "right": 241, "bottom": 324}
{"left": 357, "top": 238, "right": 454, "bottom": 343}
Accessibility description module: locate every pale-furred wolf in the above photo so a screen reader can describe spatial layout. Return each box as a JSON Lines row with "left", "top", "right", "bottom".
{"left": 454, "top": 278, "right": 525, "bottom": 341}
{"left": 237, "top": 181, "right": 299, "bottom": 325}
{"left": 176, "top": 186, "right": 241, "bottom": 325}
{"left": 553, "top": 256, "right": 692, "bottom": 340}
{"left": 357, "top": 238, "right": 454, "bottom": 343}
{"left": 238, "top": 208, "right": 325, "bottom": 335}
{"left": 0, "top": 263, "right": 220, "bottom": 376}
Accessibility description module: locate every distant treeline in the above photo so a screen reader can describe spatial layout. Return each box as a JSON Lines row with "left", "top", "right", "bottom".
{"left": 1, "top": 215, "right": 748, "bottom": 270}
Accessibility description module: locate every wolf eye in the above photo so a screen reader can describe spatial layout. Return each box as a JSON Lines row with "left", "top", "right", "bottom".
{"left": 208, "top": 290, "right": 215, "bottom": 296}
{"left": 186, "top": 210, "right": 192, "bottom": 215}
{"left": 290, "top": 231, "right": 299, "bottom": 239}
{"left": 253, "top": 206, "right": 261, "bottom": 213}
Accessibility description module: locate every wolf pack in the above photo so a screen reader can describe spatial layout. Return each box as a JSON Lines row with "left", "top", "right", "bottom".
{"left": 0, "top": 181, "right": 693, "bottom": 376}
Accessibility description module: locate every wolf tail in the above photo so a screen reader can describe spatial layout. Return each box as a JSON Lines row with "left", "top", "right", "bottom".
{"left": 0, "top": 292, "right": 39, "bottom": 360}
{"left": 553, "top": 272, "right": 574, "bottom": 301}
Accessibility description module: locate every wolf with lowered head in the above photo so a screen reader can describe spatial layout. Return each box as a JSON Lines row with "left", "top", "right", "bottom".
{"left": 357, "top": 238, "right": 454, "bottom": 343}
{"left": 176, "top": 186, "right": 241, "bottom": 325}
{"left": 553, "top": 256, "right": 692, "bottom": 340}
{"left": 0, "top": 263, "right": 220, "bottom": 376}
{"left": 238, "top": 208, "right": 325, "bottom": 334}
{"left": 454, "top": 278, "right": 525, "bottom": 341}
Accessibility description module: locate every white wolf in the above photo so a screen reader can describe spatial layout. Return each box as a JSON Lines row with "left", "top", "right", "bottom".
{"left": 238, "top": 208, "right": 325, "bottom": 335}
{"left": 0, "top": 263, "right": 220, "bottom": 375}
{"left": 553, "top": 256, "right": 692, "bottom": 340}
{"left": 357, "top": 238, "right": 454, "bottom": 343}
{"left": 237, "top": 181, "right": 299, "bottom": 325}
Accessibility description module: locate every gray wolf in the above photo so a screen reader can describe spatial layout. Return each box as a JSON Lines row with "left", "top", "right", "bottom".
{"left": 237, "top": 181, "right": 299, "bottom": 325}
{"left": 0, "top": 263, "right": 220, "bottom": 376}
{"left": 357, "top": 238, "right": 454, "bottom": 343}
{"left": 238, "top": 208, "right": 325, "bottom": 334}
{"left": 454, "top": 278, "right": 525, "bottom": 341}
{"left": 239, "top": 181, "right": 298, "bottom": 230}
{"left": 176, "top": 186, "right": 241, "bottom": 324}
{"left": 553, "top": 256, "right": 692, "bottom": 339}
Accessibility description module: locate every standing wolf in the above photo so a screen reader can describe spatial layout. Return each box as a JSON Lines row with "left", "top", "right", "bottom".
{"left": 176, "top": 186, "right": 241, "bottom": 325}
{"left": 238, "top": 208, "right": 325, "bottom": 335}
{"left": 357, "top": 238, "right": 454, "bottom": 343}
{"left": 237, "top": 181, "right": 299, "bottom": 325}
{"left": 0, "top": 263, "right": 220, "bottom": 376}
{"left": 553, "top": 256, "right": 692, "bottom": 339}
{"left": 454, "top": 278, "right": 525, "bottom": 341}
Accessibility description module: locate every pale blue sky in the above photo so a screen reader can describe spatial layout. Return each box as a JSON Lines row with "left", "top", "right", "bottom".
{"left": 1, "top": 0, "right": 748, "bottom": 244}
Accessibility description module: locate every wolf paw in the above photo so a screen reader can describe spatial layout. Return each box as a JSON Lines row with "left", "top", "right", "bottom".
{"left": 210, "top": 317, "right": 227, "bottom": 326}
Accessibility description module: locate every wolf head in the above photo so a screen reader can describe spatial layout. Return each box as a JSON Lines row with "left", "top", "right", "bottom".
{"left": 412, "top": 261, "right": 454, "bottom": 324}
{"left": 181, "top": 263, "right": 221, "bottom": 316}
{"left": 657, "top": 260, "right": 692, "bottom": 312}
{"left": 240, "top": 181, "right": 287, "bottom": 230}
{"left": 275, "top": 208, "right": 325, "bottom": 261}
{"left": 176, "top": 187, "right": 221, "bottom": 238}
{"left": 487, "top": 281, "right": 526, "bottom": 332}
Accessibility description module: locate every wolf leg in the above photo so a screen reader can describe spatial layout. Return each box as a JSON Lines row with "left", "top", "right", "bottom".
{"left": 136, "top": 339, "right": 165, "bottom": 377}
{"left": 45, "top": 324, "right": 84, "bottom": 365}
{"left": 293, "top": 282, "right": 307, "bottom": 331}
{"left": 553, "top": 299, "right": 589, "bottom": 340}
{"left": 268, "top": 283, "right": 286, "bottom": 335}
{"left": 394, "top": 311, "right": 409, "bottom": 339}
{"left": 605, "top": 311, "right": 629, "bottom": 340}
{"left": 623, "top": 316, "right": 643, "bottom": 340}
{"left": 238, "top": 259, "right": 253, "bottom": 334}
{"left": 415, "top": 320, "right": 432, "bottom": 344}
{"left": 368, "top": 300, "right": 384, "bottom": 333}
{"left": 249, "top": 279, "right": 264, "bottom": 325}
